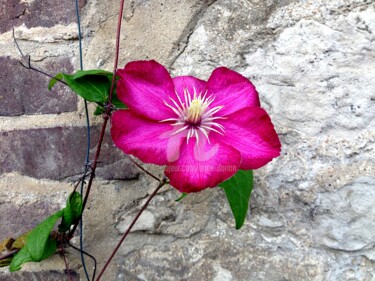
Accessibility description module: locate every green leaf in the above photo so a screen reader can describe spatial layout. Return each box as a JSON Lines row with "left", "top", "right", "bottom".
{"left": 65, "top": 74, "right": 111, "bottom": 103}
{"left": 175, "top": 193, "right": 188, "bottom": 202}
{"left": 40, "top": 238, "right": 57, "bottom": 260}
{"left": 112, "top": 94, "right": 127, "bottom": 109}
{"left": 70, "top": 69, "right": 112, "bottom": 80}
{"left": 26, "top": 210, "right": 64, "bottom": 261}
{"left": 59, "top": 192, "right": 83, "bottom": 232}
{"left": 219, "top": 170, "right": 253, "bottom": 230}
{"left": 9, "top": 247, "right": 33, "bottom": 272}
{"left": 94, "top": 105, "right": 105, "bottom": 116}
{"left": 111, "top": 87, "right": 127, "bottom": 109}
{"left": 48, "top": 70, "right": 112, "bottom": 103}
{"left": 48, "top": 73, "right": 63, "bottom": 90}
{"left": 49, "top": 70, "right": 127, "bottom": 111}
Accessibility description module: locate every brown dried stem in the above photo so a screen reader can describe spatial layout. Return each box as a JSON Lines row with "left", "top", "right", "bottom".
{"left": 95, "top": 178, "right": 167, "bottom": 281}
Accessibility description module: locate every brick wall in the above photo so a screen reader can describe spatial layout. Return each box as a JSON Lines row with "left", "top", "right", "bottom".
{"left": 0, "top": 1, "right": 138, "bottom": 278}
{"left": 1, "top": 0, "right": 375, "bottom": 280}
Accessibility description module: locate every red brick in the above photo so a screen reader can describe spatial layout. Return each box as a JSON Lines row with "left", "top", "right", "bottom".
{"left": 0, "top": 202, "right": 59, "bottom": 239}
{"left": 0, "top": 126, "right": 139, "bottom": 180}
{"left": 0, "top": 0, "right": 87, "bottom": 34}
{"left": 0, "top": 57, "right": 77, "bottom": 116}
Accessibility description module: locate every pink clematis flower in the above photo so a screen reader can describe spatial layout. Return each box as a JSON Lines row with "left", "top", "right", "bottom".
{"left": 111, "top": 60, "right": 281, "bottom": 193}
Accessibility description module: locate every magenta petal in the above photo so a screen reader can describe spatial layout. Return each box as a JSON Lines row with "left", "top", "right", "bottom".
{"left": 173, "top": 76, "right": 207, "bottom": 101}
{"left": 216, "top": 107, "right": 281, "bottom": 169}
{"left": 207, "top": 67, "right": 261, "bottom": 116}
{"left": 116, "top": 60, "right": 176, "bottom": 121}
{"left": 165, "top": 138, "right": 241, "bottom": 193}
{"left": 111, "top": 110, "right": 183, "bottom": 165}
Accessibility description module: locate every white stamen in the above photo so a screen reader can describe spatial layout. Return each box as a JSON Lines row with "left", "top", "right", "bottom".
{"left": 202, "top": 106, "right": 223, "bottom": 118}
{"left": 169, "top": 97, "right": 185, "bottom": 116}
{"left": 204, "top": 116, "right": 227, "bottom": 122}
{"left": 175, "top": 90, "right": 186, "bottom": 110}
{"left": 203, "top": 122, "right": 225, "bottom": 131}
{"left": 197, "top": 126, "right": 210, "bottom": 143}
{"left": 194, "top": 128, "right": 200, "bottom": 144}
{"left": 172, "top": 125, "right": 190, "bottom": 135}
{"left": 161, "top": 87, "right": 225, "bottom": 145}
{"left": 164, "top": 100, "right": 183, "bottom": 117}
{"left": 160, "top": 118, "right": 180, "bottom": 122}
{"left": 200, "top": 125, "right": 225, "bottom": 135}
{"left": 171, "top": 121, "right": 186, "bottom": 126}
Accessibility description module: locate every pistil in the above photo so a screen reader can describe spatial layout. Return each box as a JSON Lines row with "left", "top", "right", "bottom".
{"left": 161, "top": 87, "right": 225, "bottom": 144}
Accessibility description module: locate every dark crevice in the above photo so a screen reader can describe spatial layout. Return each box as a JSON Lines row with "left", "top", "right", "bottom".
{"left": 167, "top": 0, "right": 218, "bottom": 70}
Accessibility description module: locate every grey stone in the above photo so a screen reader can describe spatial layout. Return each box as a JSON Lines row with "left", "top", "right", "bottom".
{"left": 110, "top": 1, "right": 375, "bottom": 280}
{"left": 96, "top": 158, "right": 139, "bottom": 181}
{"left": 313, "top": 177, "right": 375, "bottom": 252}
{"left": 0, "top": 270, "right": 79, "bottom": 281}
{"left": 117, "top": 210, "right": 157, "bottom": 233}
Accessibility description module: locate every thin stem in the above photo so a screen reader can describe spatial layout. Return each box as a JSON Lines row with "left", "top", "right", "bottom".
{"left": 74, "top": 0, "right": 92, "bottom": 277}
{"left": 125, "top": 154, "right": 160, "bottom": 182}
{"left": 12, "top": 28, "right": 28, "bottom": 62}
{"left": 67, "top": 242, "right": 97, "bottom": 281}
{"left": 70, "top": 0, "right": 126, "bottom": 237}
{"left": 60, "top": 239, "right": 74, "bottom": 281}
{"left": 95, "top": 178, "right": 167, "bottom": 281}
{"left": 12, "top": 29, "right": 68, "bottom": 86}
{"left": 107, "top": 0, "right": 126, "bottom": 105}
{"left": 69, "top": 117, "right": 109, "bottom": 237}
{"left": 81, "top": 117, "right": 108, "bottom": 210}
{"left": 21, "top": 58, "right": 68, "bottom": 86}
{"left": 0, "top": 249, "right": 18, "bottom": 261}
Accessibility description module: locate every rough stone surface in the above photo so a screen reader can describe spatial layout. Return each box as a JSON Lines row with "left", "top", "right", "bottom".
{"left": 1, "top": 0, "right": 375, "bottom": 280}
{"left": 0, "top": 56, "right": 77, "bottom": 116}
{"left": 313, "top": 177, "right": 375, "bottom": 252}
{"left": 83, "top": 0, "right": 216, "bottom": 69}
{"left": 0, "top": 270, "right": 79, "bottom": 281}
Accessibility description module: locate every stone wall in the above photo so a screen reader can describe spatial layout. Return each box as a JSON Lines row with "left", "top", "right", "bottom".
{"left": 1, "top": 0, "right": 374, "bottom": 280}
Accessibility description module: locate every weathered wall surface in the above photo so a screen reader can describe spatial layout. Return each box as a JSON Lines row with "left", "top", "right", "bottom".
{"left": 1, "top": 0, "right": 374, "bottom": 280}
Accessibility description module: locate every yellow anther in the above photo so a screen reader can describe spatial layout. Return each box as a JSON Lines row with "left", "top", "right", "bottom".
{"left": 187, "top": 99, "right": 203, "bottom": 124}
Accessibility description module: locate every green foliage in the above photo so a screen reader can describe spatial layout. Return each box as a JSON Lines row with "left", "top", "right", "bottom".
{"left": 175, "top": 192, "right": 188, "bottom": 202}
{"left": 59, "top": 191, "right": 83, "bottom": 232}
{"left": 9, "top": 210, "right": 63, "bottom": 272}
{"left": 219, "top": 170, "right": 254, "bottom": 230}
{"left": 8, "top": 192, "right": 83, "bottom": 271}
{"left": 69, "top": 69, "right": 113, "bottom": 80}
{"left": 26, "top": 210, "right": 64, "bottom": 261}
{"left": 111, "top": 91, "right": 127, "bottom": 110}
{"left": 94, "top": 105, "right": 105, "bottom": 116}
{"left": 49, "top": 72, "right": 111, "bottom": 103}
{"left": 9, "top": 247, "right": 34, "bottom": 272}
{"left": 48, "top": 69, "right": 127, "bottom": 113}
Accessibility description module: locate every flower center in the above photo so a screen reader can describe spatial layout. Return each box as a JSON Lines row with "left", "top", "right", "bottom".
{"left": 186, "top": 99, "right": 205, "bottom": 124}
{"left": 161, "top": 87, "right": 225, "bottom": 144}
